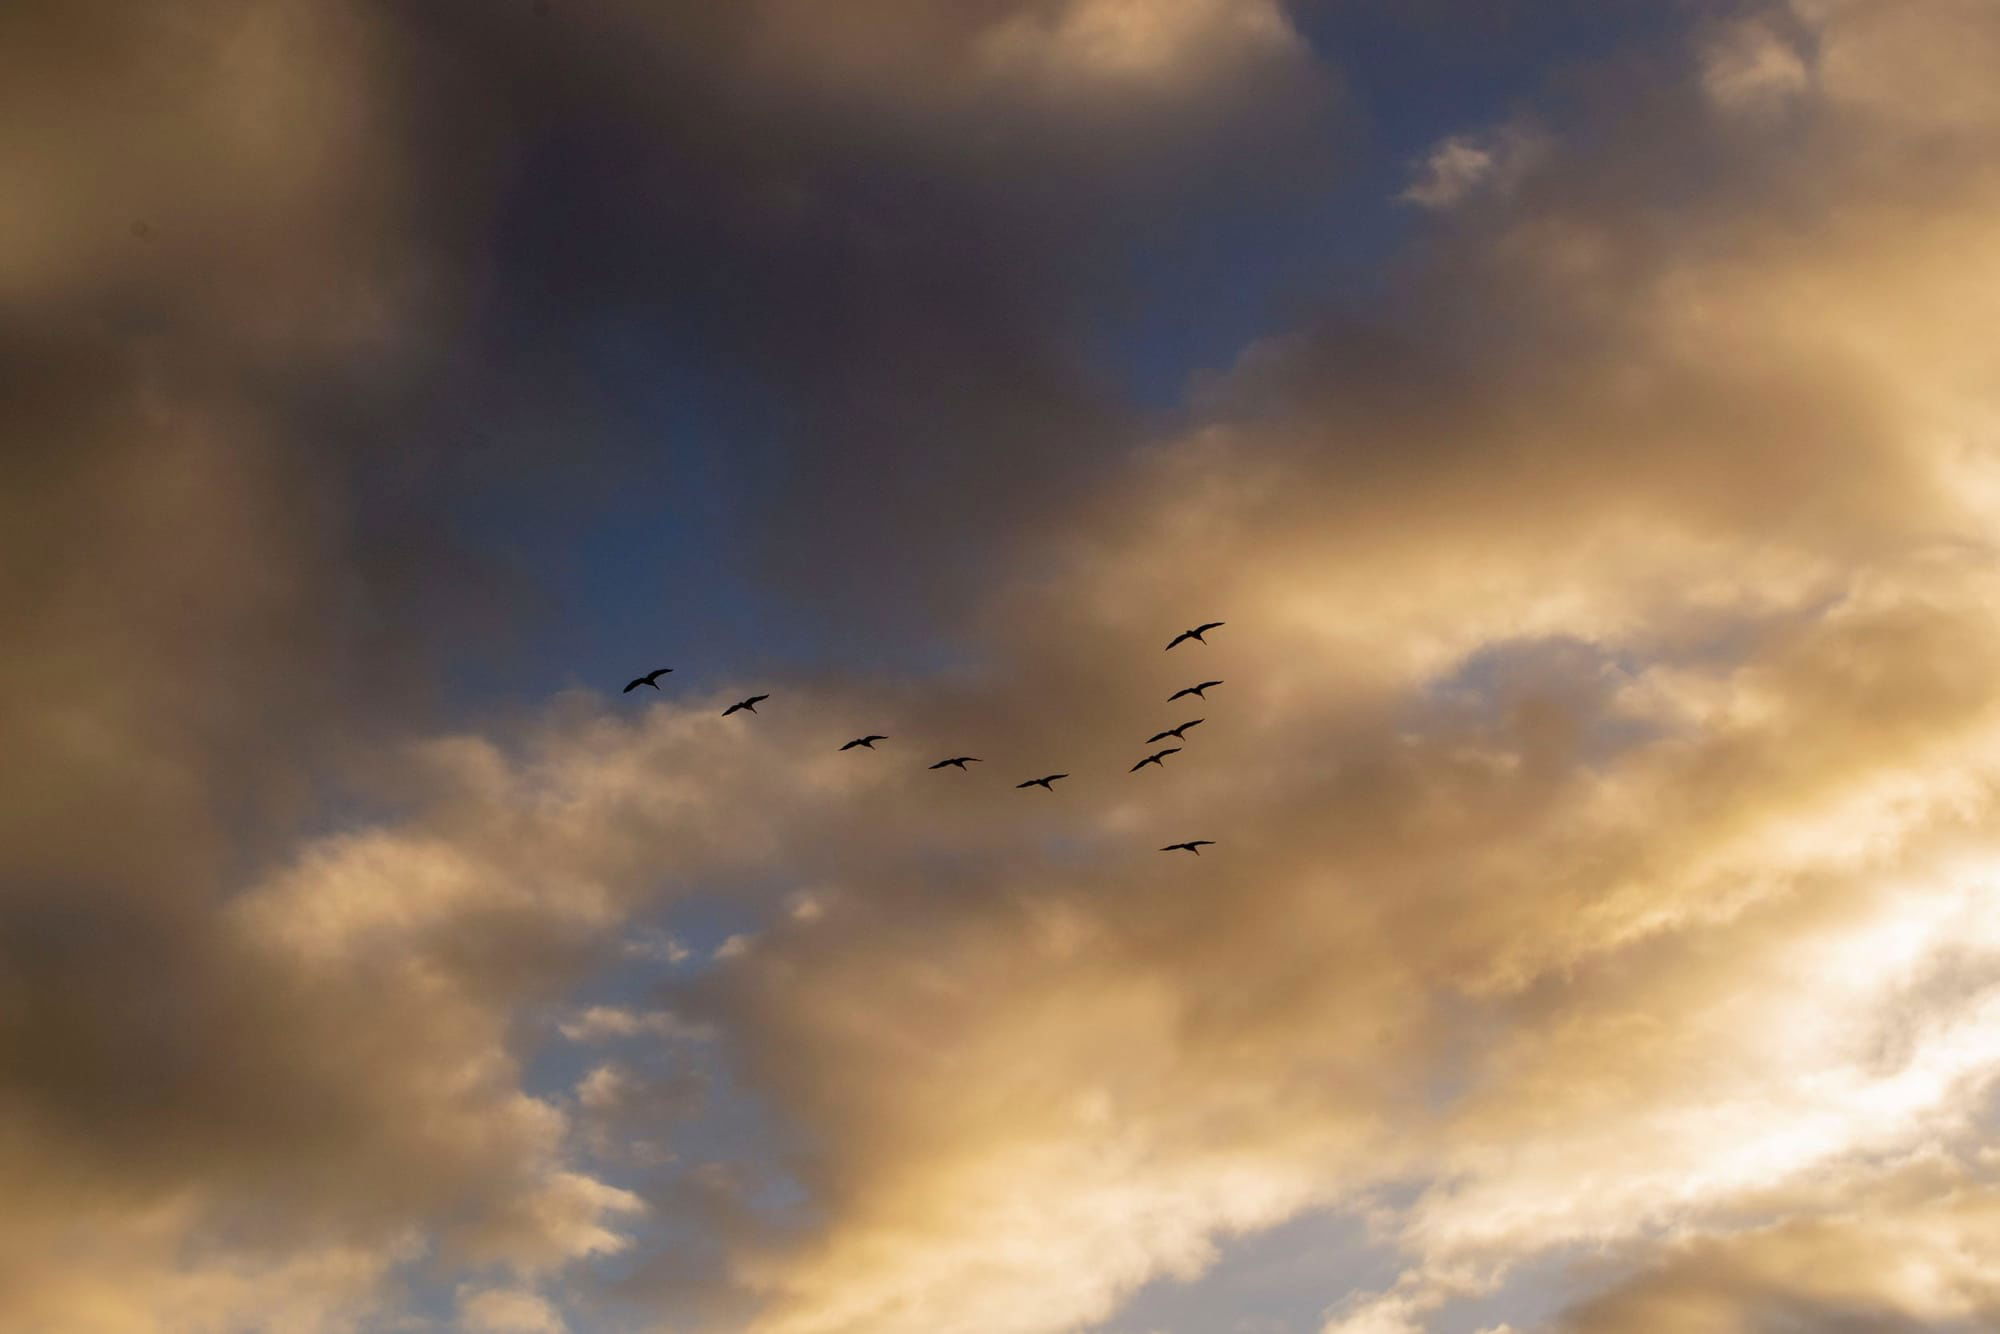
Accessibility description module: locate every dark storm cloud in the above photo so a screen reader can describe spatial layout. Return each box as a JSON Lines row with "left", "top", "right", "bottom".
{"left": 366, "top": 0, "right": 1341, "bottom": 633}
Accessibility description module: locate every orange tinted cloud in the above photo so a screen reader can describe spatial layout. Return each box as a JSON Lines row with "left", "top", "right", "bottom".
{"left": 9, "top": 1, "right": 2000, "bottom": 1332}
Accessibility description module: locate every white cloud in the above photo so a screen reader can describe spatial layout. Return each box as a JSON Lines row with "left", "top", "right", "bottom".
{"left": 1401, "top": 123, "right": 1546, "bottom": 209}
{"left": 458, "top": 1285, "right": 568, "bottom": 1334}
{"left": 558, "top": 1005, "right": 714, "bottom": 1044}
{"left": 978, "top": 0, "right": 1302, "bottom": 88}
{"left": 1701, "top": 17, "right": 1811, "bottom": 116}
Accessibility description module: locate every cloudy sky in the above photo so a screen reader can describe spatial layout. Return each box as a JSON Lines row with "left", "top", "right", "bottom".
{"left": 7, "top": 1, "right": 2000, "bottom": 1331}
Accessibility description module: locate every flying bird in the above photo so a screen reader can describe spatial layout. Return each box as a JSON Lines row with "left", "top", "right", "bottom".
{"left": 1130, "top": 747, "right": 1182, "bottom": 772}
{"left": 721, "top": 694, "right": 769, "bottom": 716}
{"left": 930, "top": 756, "right": 981, "bottom": 770}
{"left": 840, "top": 735, "right": 888, "bottom": 751}
{"left": 1168, "top": 680, "right": 1223, "bottom": 702}
{"left": 1016, "top": 773, "right": 1068, "bottom": 790}
{"left": 1160, "top": 840, "right": 1215, "bottom": 855}
{"left": 1146, "top": 719, "right": 1204, "bottom": 744}
{"left": 622, "top": 667, "right": 672, "bottom": 693}
{"left": 1165, "top": 621, "right": 1225, "bottom": 650}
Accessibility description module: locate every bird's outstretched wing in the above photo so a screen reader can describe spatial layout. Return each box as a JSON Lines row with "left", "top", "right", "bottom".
{"left": 1165, "top": 630, "right": 1195, "bottom": 651}
{"left": 1188, "top": 840, "right": 1215, "bottom": 848}
{"left": 748, "top": 694, "right": 769, "bottom": 706}
{"left": 1167, "top": 621, "right": 1225, "bottom": 650}
{"left": 1179, "top": 718, "right": 1205, "bottom": 734}
{"left": 1146, "top": 729, "right": 1173, "bottom": 744}
{"left": 623, "top": 679, "right": 647, "bottom": 693}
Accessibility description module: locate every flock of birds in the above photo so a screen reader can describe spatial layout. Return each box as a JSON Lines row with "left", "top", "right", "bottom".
{"left": 622, "top": 621, "right": 1226, "bottom": 855}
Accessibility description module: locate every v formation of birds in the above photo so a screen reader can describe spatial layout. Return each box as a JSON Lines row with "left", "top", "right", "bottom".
{"left": 623, "top": 622, "right": 1224, "bottom": 855}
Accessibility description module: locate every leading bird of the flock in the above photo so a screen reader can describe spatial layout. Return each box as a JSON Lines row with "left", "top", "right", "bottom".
{"left": 1017, "top": 773, "right": 1068, "bottom": 790}
{"left": 1146, "top": 718, "right": 1203, "bottom": 744}
{"left": 1169, "top": 680, "right": 1223, "bottom": 702}
{"left": 1165, "top": 621, "right": 1225, "bottom": 651}
{"left": 622, "top": 667, "right": 672, "bottom": 693}
{"left": 721, "top": 693, "right": 770, "bottom": 717}
{"left": 840, "top": 735, "right": 887, "bottom": 751}
{"left": 930, "top": 756, "right": 981, "bottom": 770}
{"left": 1130, "top": 747, "right": 1181, "bottom": 772}
{"left": 1161, "top": 840, "right": 1215, "bottom": 855}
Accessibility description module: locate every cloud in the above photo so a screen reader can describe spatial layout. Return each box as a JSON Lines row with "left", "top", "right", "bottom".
{"left": 576, "top": 1062, "right": 631, "bottom": 1112}
{"left": 1811, "top": 0, "right": 2000, "bottom": 133}
{"left": 559, "top": 1005, "right": 715, "bottom": 1044}
{"left": 977, "top": 0, "right": 1305, "bottom": 92}
{"left": 1699, "top": 16, "right": 1811, "bottom": 117}
{"left": 731, "top": 0, "right": 1317, "bottom": 115}
{"left": 1401, "top": 123, "right": 1547, "bottom": 209}
{"left": 11, "top": 0, "right": 2000, "bottom": 1331}
{"left": 623, "top": 929, "right": 695, "bottom": 965}
{"left": 1550, "top": 1158, "right": 2000, "bottom": 1332}
{"left": 696, "top": 2, "right": 2000, "bottom": 1328}
{"left": 1, "top": 0, "right": 1329, "bottom": 1303}
{"left": 459, "top": 1285, "right": 571, "bottom": 1334}
{"left": 0, "top": 1206, "right": 421, "bottom": 1334}
{"left": 371, "top": 0, "right": 1339, "bottom": 638}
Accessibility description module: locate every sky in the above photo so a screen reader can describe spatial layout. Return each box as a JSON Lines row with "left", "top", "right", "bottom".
{"left": 6, "top": 1, "right": 2000, "bottom": 1332}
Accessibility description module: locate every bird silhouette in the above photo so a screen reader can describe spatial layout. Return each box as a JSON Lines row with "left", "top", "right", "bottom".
{"left": 1165, "top": 621, "right": 1225, "bottom": 650}
{"left": 1160, "top": 840, "right": 1215, "bottom": 855}
{"left": 930, "top": 756, "right": 981, "bottom": 770}
{"left": 1168, "top": 680, "right": 1223, "bottom": 702}
{"left": 1130, "top": 747, "right": 1182, "bottom": 772}
{"left": 721, "top": 694, "right": 769, "bottom": 716}
{"left": 840, "top": 735, "right": 887, "bottom": 751}
{"left": 622, "top": 667, "right": 672, "bottom": 693}
{"left": 1146, "top": 719, "right": 1204, "bottom": 744}
{"left": 1017, "top": 773, "right": 1068, "bottom": 790}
